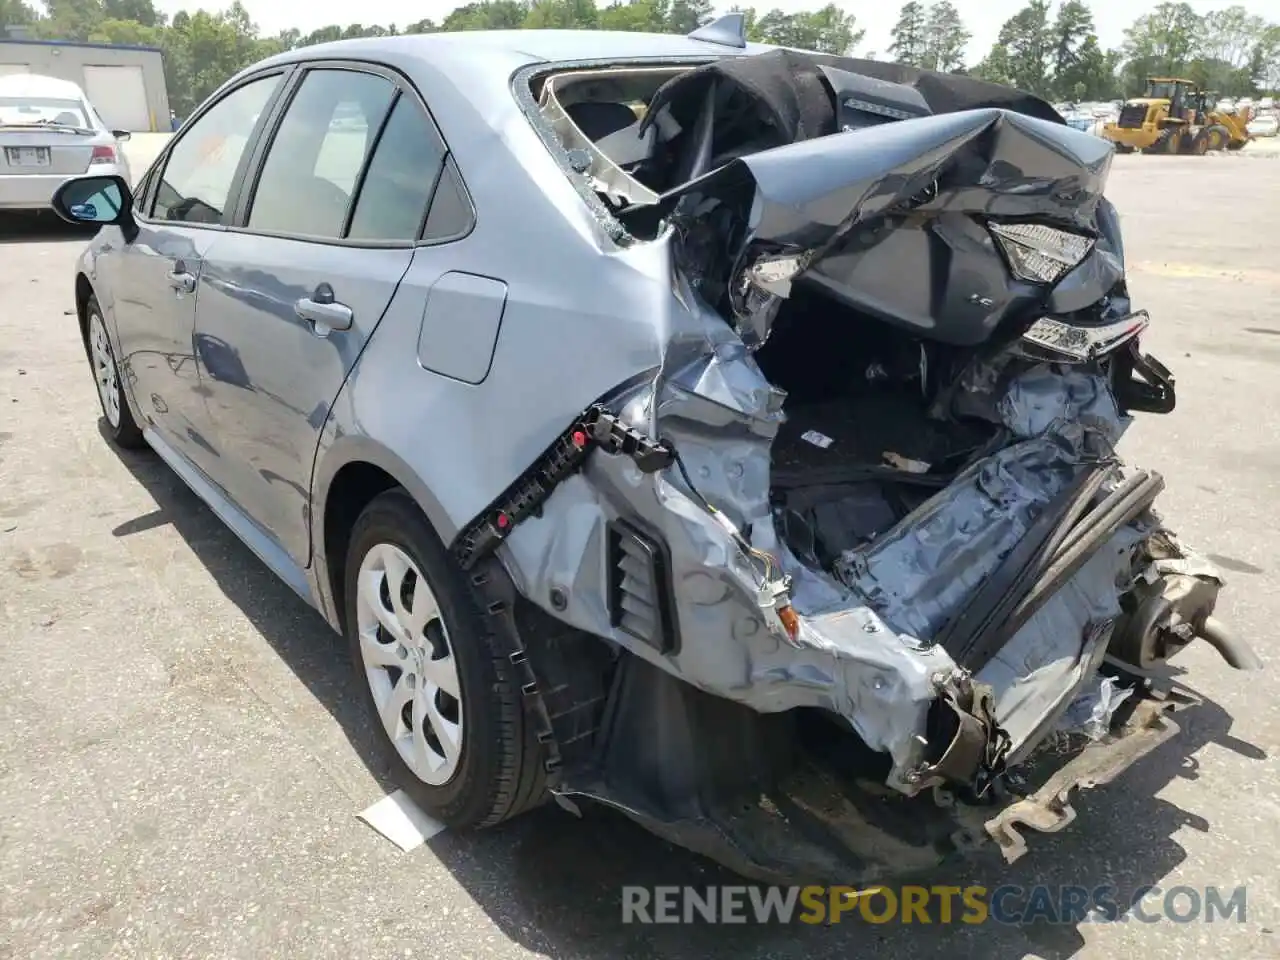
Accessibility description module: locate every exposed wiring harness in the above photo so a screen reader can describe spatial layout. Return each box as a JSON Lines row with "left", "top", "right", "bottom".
{"left": 672, "top": 449, "right": 779, "bottom": 581}
{"left": 672, "top": 449, "right": 799, "bottom": 643}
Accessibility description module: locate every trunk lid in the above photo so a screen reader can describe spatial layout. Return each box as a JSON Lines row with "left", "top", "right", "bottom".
{"left": 0, "top": 127, "right": 97, "bottom": 176}
{"left": 637, "top": 107, "right": 1121, "bottom": 348}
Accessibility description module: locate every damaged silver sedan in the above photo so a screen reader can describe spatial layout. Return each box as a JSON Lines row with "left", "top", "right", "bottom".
{"left": 58, "top": 20, "right": 1261, "bottom": 884}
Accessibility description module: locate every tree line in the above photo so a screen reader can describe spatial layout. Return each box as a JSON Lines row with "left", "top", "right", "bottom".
{"left": 1, "top": 0, "right": 1276, "bottom": 117}
{"left": 968, "top": 1, "right": 1279, "bottom": 101}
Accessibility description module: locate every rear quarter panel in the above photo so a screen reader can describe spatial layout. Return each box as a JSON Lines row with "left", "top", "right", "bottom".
{"left": 308, "top": 51, "right": 677, "bottom": 618}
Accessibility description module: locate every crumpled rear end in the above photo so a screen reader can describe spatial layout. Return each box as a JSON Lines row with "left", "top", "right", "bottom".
{"left": 467, "top": 51, "right": 1262, "bottom": 882}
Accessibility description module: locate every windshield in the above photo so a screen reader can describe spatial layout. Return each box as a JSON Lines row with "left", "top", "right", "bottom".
{"left": 1147, "top": 82, "right": 1177, "bottom": 100}
{"left": 0, "top": 97, "right": 93, "bottom": 130}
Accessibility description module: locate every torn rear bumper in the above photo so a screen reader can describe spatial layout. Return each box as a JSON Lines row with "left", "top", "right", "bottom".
{"left": 550, "top": 653, "right": 1197, "bottom": 886}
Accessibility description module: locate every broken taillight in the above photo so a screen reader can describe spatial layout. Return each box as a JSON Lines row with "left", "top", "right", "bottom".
{"left": 1018, "top": 311, "right": 1150, "bottom": 362}
{"left": 989, "top": 222, "right": 1095, "bottom": 284}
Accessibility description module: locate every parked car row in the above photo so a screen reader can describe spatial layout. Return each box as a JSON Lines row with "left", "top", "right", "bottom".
{"left": 1213, "top": 96, "right": 1280, "bottom": 136}
{"left": 1056, "top": 96, "right": 1279, "bottom": 143}
{"left": 1217, "top": 96, "right": 1276, "bottom": 113}
{"left": 0, "top": 72, "right": 132, "bottom": 212}
{"left": 1054, "top": 101, "right": 1121, "bottom": 138}
{"left": 1246, "top": 112, "right": 1279, "bottom": 137}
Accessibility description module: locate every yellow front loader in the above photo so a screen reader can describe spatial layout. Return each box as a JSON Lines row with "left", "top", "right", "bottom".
{"left": 1102, "top": 78, "right": 1252, "bottom": 154}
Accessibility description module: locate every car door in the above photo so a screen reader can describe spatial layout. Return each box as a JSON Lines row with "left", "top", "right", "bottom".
{"left": 110, "top": 71, "right": 285, "bottom": 478}
{"left": 191, "top": 64, "right": 453, "bottom": 566}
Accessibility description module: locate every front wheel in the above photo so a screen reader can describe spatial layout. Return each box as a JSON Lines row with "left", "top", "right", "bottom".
{"left": 344, "top": 490, "right": 547, "bottom": 828}
{"left": 85, "top": 295, "right": 145, "bottom": 449}
{"left": 1202, "top": 124, "right": 1230, "bottom": 152}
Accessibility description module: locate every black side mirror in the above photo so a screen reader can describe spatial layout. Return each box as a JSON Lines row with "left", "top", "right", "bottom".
{"left": 111, "top": 129, "right": 132, "bottom": 141}
{"left": 51, "top": 174, "right": 137, "bottom": 239}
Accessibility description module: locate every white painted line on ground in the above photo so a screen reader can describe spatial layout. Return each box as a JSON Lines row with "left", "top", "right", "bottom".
{"left": 358, "top": 789, "right": 447, "bottom": 852}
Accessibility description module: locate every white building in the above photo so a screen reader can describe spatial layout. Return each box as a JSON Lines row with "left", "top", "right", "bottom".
{"left": 0, "top": 37, "right": 171, "bottom": 132}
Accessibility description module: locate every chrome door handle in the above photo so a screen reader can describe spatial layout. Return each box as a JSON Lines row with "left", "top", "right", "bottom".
{"left": 167, "top": 269, "right": 196, "bottom": 293}
{"left": 295, "top": 283, "right": 353, "bottom": 338}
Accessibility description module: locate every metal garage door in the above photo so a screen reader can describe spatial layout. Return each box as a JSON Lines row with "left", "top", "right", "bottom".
{"left": 82, "top": 64, "right": 150, "bottom": 132}
{"left": 0, "top": 64, "right": 30, "bottom": 77}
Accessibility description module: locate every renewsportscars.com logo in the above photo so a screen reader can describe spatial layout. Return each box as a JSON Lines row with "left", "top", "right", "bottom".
{"left": 620, "top": 885, "right": 1250, "bottom": 926}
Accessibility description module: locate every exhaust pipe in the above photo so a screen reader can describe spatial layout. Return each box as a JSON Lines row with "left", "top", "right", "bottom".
{"left": 1198, "top": 616, "right": 1263, "bottom": 671}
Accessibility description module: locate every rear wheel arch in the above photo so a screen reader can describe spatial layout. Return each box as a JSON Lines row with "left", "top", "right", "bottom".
{"left": 315, "top": 441, "right": 457, "bottom": 633}
{"left": 343, "top": 488, "right": 548, "bottom": 827}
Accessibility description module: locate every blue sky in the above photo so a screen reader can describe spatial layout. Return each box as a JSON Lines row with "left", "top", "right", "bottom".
{"left": 148, "top": 0, "right": 1280, "bottom": 62}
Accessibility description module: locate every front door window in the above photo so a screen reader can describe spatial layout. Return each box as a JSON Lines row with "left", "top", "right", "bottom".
{"left": 152, "top": 74, "right": 281, "bottom": 224}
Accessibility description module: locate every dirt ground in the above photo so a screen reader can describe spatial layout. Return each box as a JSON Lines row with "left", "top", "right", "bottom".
{"left": 1, "top": 144, "right": 1278, "bottom": 960}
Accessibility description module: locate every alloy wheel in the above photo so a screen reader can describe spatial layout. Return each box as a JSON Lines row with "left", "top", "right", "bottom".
{"left": 355, "top": 542, "right": 464, "bottom": 785}
{"left": 89, "top": 311, "right": 121, "bottom": 428}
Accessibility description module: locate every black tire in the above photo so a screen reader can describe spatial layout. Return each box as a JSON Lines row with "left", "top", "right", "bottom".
{"left": 1145, "top": 127, "right": 1179, "bottom": 154}
{"left": 1202, "top": 124, "right": 1231, "bottom": 152}
{"left": 344, "top": 489, "right": 546, "bottom": 828}
{"left": 1113, "top": 144, "right": 1136, "bottom": 154}
{"left": 84, "top": 294, "right": 145, "bottom": 449}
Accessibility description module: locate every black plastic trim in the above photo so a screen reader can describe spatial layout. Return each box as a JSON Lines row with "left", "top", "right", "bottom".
{"left": 607, "top": 517, "right": 681, "bottom": 655}
{"left": 1112, "top": 341, "right": 1176, "bottom": 414}
{"left": 340, "top": 89, "right": 402, "bottom": 239}
{"left": 450, "top": 404, "right": 675, "bottom": 570}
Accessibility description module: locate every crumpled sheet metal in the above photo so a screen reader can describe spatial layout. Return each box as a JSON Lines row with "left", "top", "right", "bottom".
{"left": 836, "top": 358, "right": 1133, "bottom": 631}
{"left": 495, "top": 98, "right": 1143, "bottom": 791}
{"left": 835, "top": 429, "right": 1086, "bottom": 642}
{"left": 998, "top": 363, "right": 1127, "bottom": 443}
{"left": 1140, "top": 526, "right": 1226, "bottom": 585}
{"left": 501, "top": 314, "right": 1148, "bottom": 792}
{"left": 657, "top": 107, "right": 1114, "bottom": 245}
{"left": 839, "top": 364, "right": 1146, "bottom": 753}
{"left": 978, "top": 523, "right": 1143, "bottom": 755}
{"left": 500, "top": 294, "right": 957, "bottom": 785}
{"left": 652, "top": 106, "right": 1123, "bottom": 355}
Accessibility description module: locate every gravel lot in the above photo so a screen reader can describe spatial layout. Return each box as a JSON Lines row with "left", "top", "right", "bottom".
{"left": 1, "top": 140, "right": 1279, "bottom": 960}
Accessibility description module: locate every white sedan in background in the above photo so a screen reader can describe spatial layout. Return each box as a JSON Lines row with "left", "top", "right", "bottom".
{"left": 1247, "top": 113, "right": 1279, "bottom": 137}
{"left": 0, "top": 73, "right": 133, "bottom": 212}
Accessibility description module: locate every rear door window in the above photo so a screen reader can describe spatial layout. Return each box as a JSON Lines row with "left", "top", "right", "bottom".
{"left": 152, "top": 74, "right": 281, "bottom": 224}
{"left": 246, "top": 69, "right": 396, "bottom": 239}
{"left": 421, "top": 159, "right": 473, "bottom": 241}
{"left": 345, "top": 94, "right": 446, "bottom": 242}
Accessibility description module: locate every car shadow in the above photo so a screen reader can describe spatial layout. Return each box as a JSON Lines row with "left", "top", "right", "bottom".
{"left": 105, "top": 428, "right": 1266, "bottom": 960}
{"left": 0, "top": 211, "right": 98, "bottom": 244}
